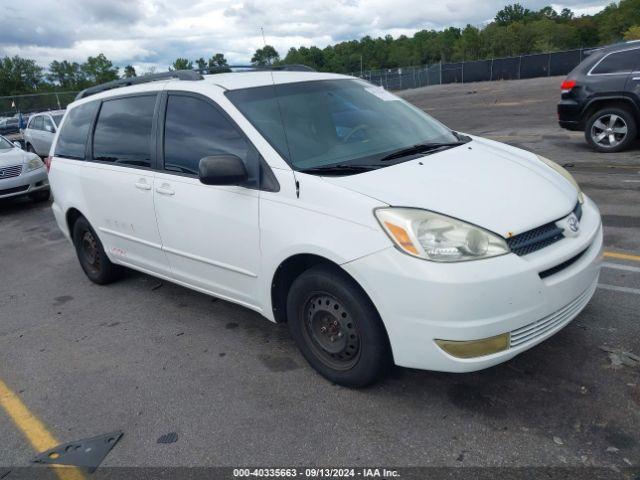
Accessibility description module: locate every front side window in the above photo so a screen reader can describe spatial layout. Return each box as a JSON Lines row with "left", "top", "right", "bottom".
{"left": 33, "top": 116, "right": 44, "bottom": 130}
{"left": 55, "top": 101, "right": 99, "bottom": 160}
{"left": 93, "top": 95, "right": 156, "bottom": 168}
{"left": 226, "top": 79, "right": 459, "bottom": 171}
{"left": 52, "top": 114, "right": 64, "bottom": 126}
{"left": 592, "top": 49, "right": 639, "bottom": 75}
{"left": 163, "top": 94, "right": 255, "bottom": 180}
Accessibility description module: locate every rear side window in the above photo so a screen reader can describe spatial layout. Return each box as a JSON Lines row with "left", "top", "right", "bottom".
{"left": 163, "top": 94, "right": 250, "bottom": 175}
{"left": 55, "top": 101, "right": 99, "bottom": 160}
{"left": 93, "top": 95, "right": 156, "bottom": 168}
{"left": 592, "top": 49, "right": 639, "bottom": 75}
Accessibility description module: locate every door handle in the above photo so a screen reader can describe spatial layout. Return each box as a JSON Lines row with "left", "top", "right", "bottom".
{"left": 156, "top": 185, "right": 175, "bottom": 196}
{"left": 134, "top": 181, "right": 151, "bottom": 191}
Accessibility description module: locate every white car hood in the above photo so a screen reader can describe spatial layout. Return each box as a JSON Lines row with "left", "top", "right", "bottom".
{"left": 0, "top": 147, "right": 30, "bottom": 168}
{"left": 322, "top": 137, "right": 578, "bottom": 236}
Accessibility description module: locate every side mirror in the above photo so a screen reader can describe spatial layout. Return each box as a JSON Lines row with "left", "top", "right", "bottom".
{"left": 13, "top": 141, "right": 22, "bottom": 149}
{"left": 198, "top": 154, "right": 248, "bottom": 186}
{"left": 45, "top": 125, "right": 54, "bottom": 133}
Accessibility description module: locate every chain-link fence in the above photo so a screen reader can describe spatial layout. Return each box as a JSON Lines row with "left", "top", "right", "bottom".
{"left": 0, "top": 91, "right": 78, "bottom": 118}
{"left": 352, "top": 48, "right": 591, "bottom": 91}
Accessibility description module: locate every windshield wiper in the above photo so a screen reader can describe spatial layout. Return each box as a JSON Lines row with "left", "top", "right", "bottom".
{"left": 379, "top": 142, "right": 466, "bottom": 162}
{"left": 299, "top": 164, "right": 381, "bottom": 176}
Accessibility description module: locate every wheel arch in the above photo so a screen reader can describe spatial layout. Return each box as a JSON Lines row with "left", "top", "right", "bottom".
{"left": 270, "top": 253, "right": 381, "bottom": 326}
{"left": 581, "top": 96, "right": 640, "bottom": 126}
{"left": 65, "top": 207, "right": 85, "bottom": 240}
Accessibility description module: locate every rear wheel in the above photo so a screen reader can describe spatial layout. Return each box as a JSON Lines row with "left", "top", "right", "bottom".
{"left": 26, "top": 144, "right": 36, "bottom": 155}
{"left": 585, "top": 107, "right": 637, "bottom": 153}
{"left": 287, "top": 265, "right": 391, "bottom": 387}
{"left": 72, "top": 216, "right": 123, "bottom": 284}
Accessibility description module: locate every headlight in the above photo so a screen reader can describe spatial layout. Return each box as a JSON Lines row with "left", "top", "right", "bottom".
{"left": 25, "top": 156, "right": 44, "bottom": 172}
{"left": 536, "top": 154, "right": 584, "bottom": 204}
{"left": 375, "top": 208, "right": 509, "bottom": 262}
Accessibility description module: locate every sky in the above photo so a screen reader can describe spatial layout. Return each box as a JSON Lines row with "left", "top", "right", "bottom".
{"left": 0, "top": 0, "right": 607, "bottom": 73}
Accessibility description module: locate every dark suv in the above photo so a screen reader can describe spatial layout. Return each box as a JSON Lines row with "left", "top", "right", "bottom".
{"left": 558, "top": 41, "right": 640, "bottom": 152}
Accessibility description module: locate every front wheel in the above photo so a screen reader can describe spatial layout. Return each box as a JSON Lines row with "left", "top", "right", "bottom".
{"left": 287, "top": 265, "right": 391, "bottom": 387}
{"left": 585, "top": 108, "right": 637, "bottom": 153}
{"left": 72, "top": 216, "right": 123, "bottom": 284}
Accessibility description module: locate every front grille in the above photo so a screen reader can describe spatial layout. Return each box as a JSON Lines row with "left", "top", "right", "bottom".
{"left": 0, "top": 184, "right": 29, "bottom": 196}
{"left": 539, "top": 248, "right": 588, "bottom": 279}
{"left": 506, "top": 201, "right": 582, "bottom": 256}
{"left": 510, "top": 280, "right": 596, "bottom": 348}
{"left": 0, "top": 164, "right": 22, "bottom": 179}
{"left": 507, "top": 222, "right": 564, "bottom": 256}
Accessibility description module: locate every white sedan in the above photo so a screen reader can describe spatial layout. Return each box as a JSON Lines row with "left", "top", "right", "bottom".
{"left": 0, "top": 135, "right": 50, "bottom": 202}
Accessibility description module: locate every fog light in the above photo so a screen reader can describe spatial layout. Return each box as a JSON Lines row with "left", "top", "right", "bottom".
{"left": 435, "top": 333, "right": 510, "bottom": 359}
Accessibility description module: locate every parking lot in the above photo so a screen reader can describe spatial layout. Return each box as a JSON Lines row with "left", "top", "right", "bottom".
{"left": 0, "top": 76, "right": 638, "bottom": 476}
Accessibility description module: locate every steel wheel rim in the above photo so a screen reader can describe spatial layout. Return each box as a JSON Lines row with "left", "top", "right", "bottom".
{"left": 591, "top": 114, "right": 628, "bottom": 148}
{"left": 81, "top": 230, "right": 100, "bottom": 273}
{"left": 302, "top": 293, "right": 361, "bottom": 371}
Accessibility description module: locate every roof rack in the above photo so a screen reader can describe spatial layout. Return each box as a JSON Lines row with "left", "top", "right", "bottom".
{"left": 75, "top": 70, "right": 203, "bottom": 100}
{"left": 74, "top": 64, "right": 315, "bottom": 101}
{"left": 197, "top": 64, "right": 316, "bottom": 74}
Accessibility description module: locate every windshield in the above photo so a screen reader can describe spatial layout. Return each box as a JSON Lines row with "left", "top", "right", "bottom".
{"left": 52, "top": 114, "right": 64, "bottom": 126}
{"left": 226, "top": 79, "right": 459, "bottom": 170}
{"left": 0, "top": 136, "right": 13, "bottom": 150}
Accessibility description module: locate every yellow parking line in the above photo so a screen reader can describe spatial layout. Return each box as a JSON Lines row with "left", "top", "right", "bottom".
{"left": 604, "top": 251, "right": 640, "bottom": 262}
{"left": 0, "top": 378, "right": 84, "bottom": 480}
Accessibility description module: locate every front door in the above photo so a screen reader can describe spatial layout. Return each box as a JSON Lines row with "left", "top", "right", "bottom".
{"left": 153, "top": 92, "right": 261, "bottom": 310}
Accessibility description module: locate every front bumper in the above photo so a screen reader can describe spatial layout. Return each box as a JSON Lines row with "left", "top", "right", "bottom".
{"left": 0, "top": 166, "right": 49, "bottom": 199}
{"left": 343, "top": 197, "right": 603, "bottom": 372}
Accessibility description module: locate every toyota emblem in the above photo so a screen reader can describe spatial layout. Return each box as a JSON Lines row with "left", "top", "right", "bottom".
{"left": 567, "top": 215, "right": 579, "bottom": 232}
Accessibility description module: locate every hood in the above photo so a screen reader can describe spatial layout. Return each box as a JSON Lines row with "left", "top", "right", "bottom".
{"left": 0, "top": 146, "right": 36, "bottom": 168}
{"left": 322, "top": 137, "right": 578, "bottom": 237}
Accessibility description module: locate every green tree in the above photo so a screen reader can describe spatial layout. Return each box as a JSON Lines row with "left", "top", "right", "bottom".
{"left": 624, "top": 25, "right": 640, "bottom": 40}
{"left": 82, "top": 54, "right": 119, "bottom": 84}
{"left": 171, "top": 58, "right": 193, "bottom": 71}
{"left": 453, "top": 25, "right": 482, "bottom": 61}
{"left": 495, "top": 4, "right": 533, "bottom": 26}
{"left": 596, "top": 0, "right": 640, "bottom": 43}
{"left": 251, "top": 45, "right": 279, "bottom": 65}
{"left": 47, "top": 60, "right": 84, "bottom": 89}
{"left": 207, "top": 53, "right": 230, "bottom": 72}
{"left": 123, "top": 65, "right": 137, "bottom": 78}
{"left": 0, "top": 56, "right": 44, "bottom": 95}
{"left": 196, "top": 57, "right": 207, "bottom": 71}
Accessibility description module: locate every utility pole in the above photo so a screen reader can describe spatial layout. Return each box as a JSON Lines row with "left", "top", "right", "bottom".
{"left": 360, "top": 55, "right": 363, "bottom": 77}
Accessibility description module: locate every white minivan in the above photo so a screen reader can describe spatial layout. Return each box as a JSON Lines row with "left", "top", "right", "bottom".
{"left": 48, "top": 69, "right": 602, "bottom": 387}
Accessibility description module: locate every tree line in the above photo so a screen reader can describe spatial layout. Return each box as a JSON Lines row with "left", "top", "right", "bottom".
{"left": 1, "top": 1, "right": 639, "bottom": 97}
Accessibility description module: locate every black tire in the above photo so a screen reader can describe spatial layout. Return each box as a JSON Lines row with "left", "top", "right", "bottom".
{"left": 29, "top": 189, "right": 50, "bottom": 203}
{"left": 287, "top": 265, "right": 391, "bottom": 387}
{"left": 585, "top": 107, "right": 637, "bottom": 153}
{"left": 26, "top": 144, "right": 36, "bottom": 154}
{"left": 72, "top": 216, "right": 123, "bottom": 284}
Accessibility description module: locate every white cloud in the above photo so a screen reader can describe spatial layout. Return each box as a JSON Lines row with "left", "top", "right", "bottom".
{"left": 0, "top": 0, "right": 607, "bottom": 71}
